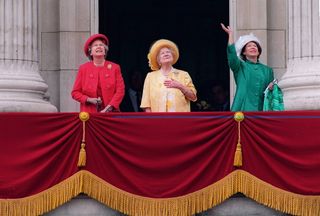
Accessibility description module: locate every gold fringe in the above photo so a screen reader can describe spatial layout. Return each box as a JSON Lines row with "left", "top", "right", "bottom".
{"left": 0, "top": 172, "right": 84, "bottom": 216}
{"left": 1, "top": 170, "right": 320, "bottom": 216}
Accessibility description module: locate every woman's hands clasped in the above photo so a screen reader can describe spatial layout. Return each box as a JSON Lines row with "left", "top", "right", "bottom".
{"left": 86, "top": 97, "right": 102, "bottom": 105}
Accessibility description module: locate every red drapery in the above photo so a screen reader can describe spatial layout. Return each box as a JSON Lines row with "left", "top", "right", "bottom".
{"left": 242, "top": 111, "right": 320, "bottom": 195}
{"left": 85, "top": 112, "right": 237, "bottom": 198}
{"left": 0, "top": 111, "right": 319, "bottom": 216}
{"left": 0, "top": 113, "right": 81, "bottom": 198}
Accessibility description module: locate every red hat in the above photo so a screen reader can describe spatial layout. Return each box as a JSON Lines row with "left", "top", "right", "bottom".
{"left": 83, "top": 34, "right": 109, "bottom": 57}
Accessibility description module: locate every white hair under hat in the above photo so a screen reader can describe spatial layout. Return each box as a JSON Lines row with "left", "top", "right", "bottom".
{"left": 235, "top": 33, "right": 261, "bottom": 59}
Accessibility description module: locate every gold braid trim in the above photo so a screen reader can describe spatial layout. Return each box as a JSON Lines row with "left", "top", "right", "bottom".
{"left": 78, "top": 112, "right": 89, "bottom": 167}
{"left": 233, "top": 112, "right": 244, "bottom": 167}
{"left": 1, "top": 170, "right": 320, "bottom": 216}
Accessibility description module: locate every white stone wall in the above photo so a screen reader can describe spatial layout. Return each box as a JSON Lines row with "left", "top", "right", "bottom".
{"left": 267, "top": 0, "right": 287, "bottom": 79}
{"left": 39, "top": 0, "right": 61, "bottom": 110}
{"left": 39, "top": 0, "right": 98, "bottom": 112}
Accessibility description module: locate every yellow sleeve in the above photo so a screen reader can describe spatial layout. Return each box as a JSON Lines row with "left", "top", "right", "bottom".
{"left": 184, "top": 72, "right": 197, "bottom": 101}
{"left": 140, "top": 73, "right": 151, "bottom": 108}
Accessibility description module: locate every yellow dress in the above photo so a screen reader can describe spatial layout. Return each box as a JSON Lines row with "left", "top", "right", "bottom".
{"left": 140, "top": 69, "right": 197, "bottom": 112}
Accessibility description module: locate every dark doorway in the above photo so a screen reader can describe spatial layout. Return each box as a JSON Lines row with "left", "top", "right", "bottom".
{"left": 99, "top": 0, "right": 230, "bottom": 111}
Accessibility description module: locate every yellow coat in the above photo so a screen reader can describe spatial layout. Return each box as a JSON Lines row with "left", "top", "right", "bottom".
{"left": 140, "top": 69, "right": 197, "bottom": 112}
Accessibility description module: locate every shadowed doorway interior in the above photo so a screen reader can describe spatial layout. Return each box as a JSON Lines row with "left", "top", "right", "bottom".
{"left": 99, "top": 0, "right": 229, "bottom": 111}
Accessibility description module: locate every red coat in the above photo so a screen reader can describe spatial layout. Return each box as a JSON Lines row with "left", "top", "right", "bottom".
{"left": 71, "top": 61, "right": 125, "bottom": 113}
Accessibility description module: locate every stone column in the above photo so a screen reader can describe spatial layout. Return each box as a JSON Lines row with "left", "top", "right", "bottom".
{"left": 279, "top": 0, "right": 320, "bottom": 110}
{"left": 0, "top": 0, "right": 56, "bottom": 112}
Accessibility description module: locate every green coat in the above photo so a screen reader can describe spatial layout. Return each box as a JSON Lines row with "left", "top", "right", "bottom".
{"left": 227, "top": 44, "right": 274, "bottom": 111}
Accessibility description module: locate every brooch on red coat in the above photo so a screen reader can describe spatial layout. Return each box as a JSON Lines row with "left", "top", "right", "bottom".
{"left": 107, "top": 64, "right": 112, "bottom": 69}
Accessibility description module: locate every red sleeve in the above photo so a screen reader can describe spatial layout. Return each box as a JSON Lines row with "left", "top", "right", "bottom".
{"left": 71, "top": 65, "right": 89, "bottom": 104}
{"left": 108, "top": 65, "right": 125, "bottom": 109}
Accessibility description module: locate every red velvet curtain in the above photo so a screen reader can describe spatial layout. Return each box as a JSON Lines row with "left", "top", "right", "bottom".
{"left": 0, "top": 111, "right": 319, "bottom": 200}
{"left": 0, "top": 113, "right": 81, "bottom": 198}
{"left": 85, "top": 112, "right": 237, "bottom": 198}
{"left": 241, "top": 111, "right": 320, "bottom": 195}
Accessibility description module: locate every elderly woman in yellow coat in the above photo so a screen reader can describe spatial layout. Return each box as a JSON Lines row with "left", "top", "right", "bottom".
{"left": 140, "top": 39, "right": 197, "bottom": 112}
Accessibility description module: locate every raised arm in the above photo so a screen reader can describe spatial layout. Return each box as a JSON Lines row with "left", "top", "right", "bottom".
{"left": 220, "top": 23, "right": 241, "bottom": 74}
{"left": 220, "top": 23, "right": 234, "bottom": 45}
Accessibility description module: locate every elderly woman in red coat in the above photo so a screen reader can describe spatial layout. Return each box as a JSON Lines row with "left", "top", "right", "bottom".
{"left": 72, "top": 34, "right": 125, "bottom": 113}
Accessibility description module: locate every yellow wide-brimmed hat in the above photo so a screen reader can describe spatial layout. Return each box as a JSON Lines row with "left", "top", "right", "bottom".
{"left": 147, "top": 39, "right": 179, "bottom": 71}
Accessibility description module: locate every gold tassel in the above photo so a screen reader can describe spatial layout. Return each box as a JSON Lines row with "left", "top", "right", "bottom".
{"left": 77, "top": 142, "right": 86, "bottom": 167}
{"left": 233, "top": 112, "right": 244, "bottom": 167}
{"left": 78, "top": 112, "right": 89, "bottom": 168}
{"left": 233, "top": 142, "right": 242, "bottom": 167}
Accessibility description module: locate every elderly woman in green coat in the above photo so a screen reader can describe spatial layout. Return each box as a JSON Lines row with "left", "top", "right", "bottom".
{"left": 221, "top": 23, "right": 274, "bottom": 111}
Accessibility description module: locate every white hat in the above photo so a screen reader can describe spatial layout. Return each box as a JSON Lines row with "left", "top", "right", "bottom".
{"left": 235, "top": 33, "right": 261, "bottom": 59}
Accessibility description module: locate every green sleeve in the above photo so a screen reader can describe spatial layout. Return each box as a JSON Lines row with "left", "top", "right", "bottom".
{"left": 227, "top": 44, "right": 241, "bottom": 73}
{"left": 270, "top": 68, "right": 274, "bottom": 83}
